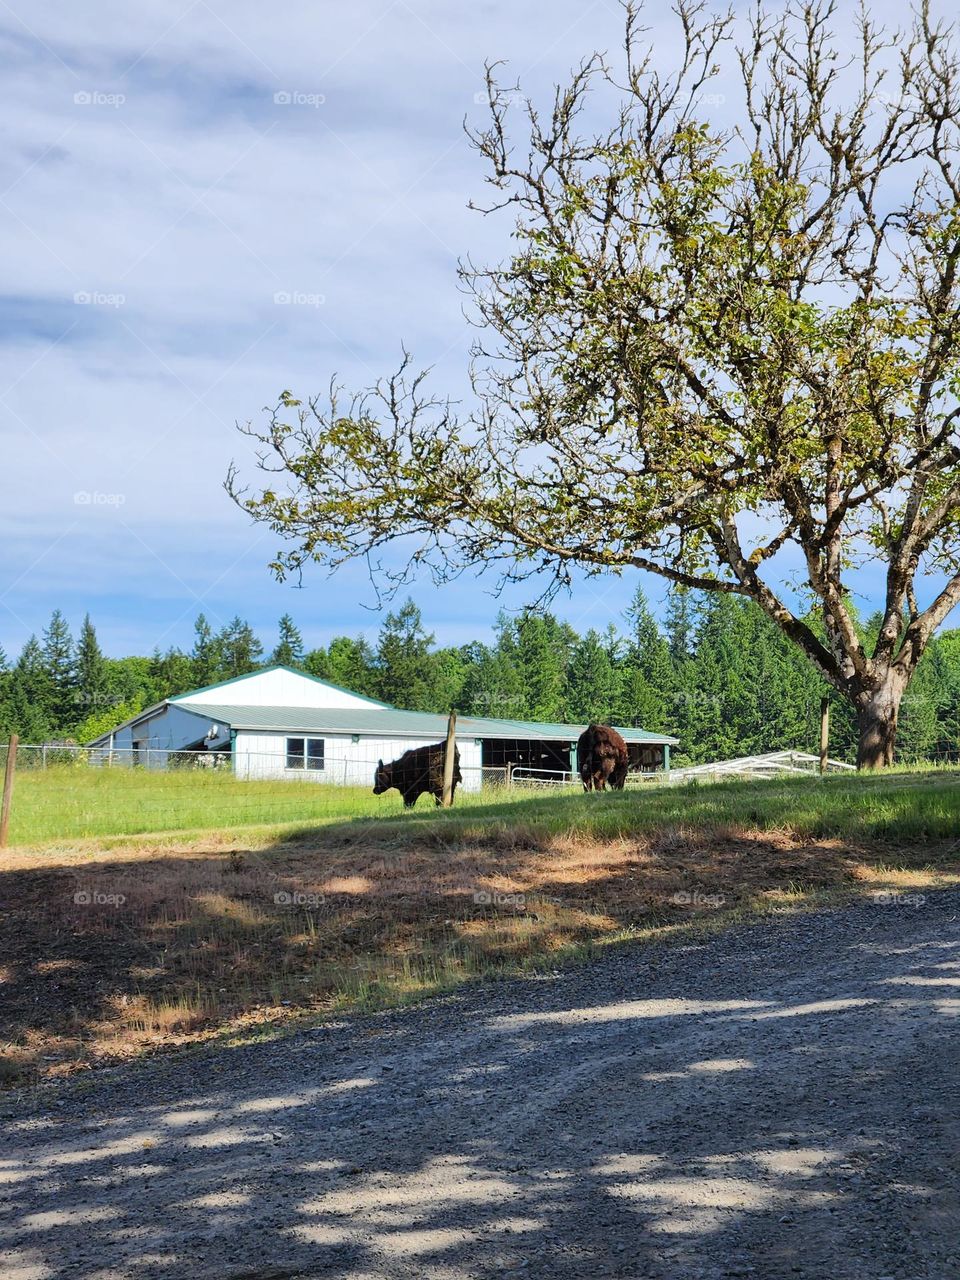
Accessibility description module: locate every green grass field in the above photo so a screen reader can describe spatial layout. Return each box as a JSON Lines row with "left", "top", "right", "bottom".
{"left": 2, "top": 765, "right": 488, "bottom": 844}
{"left": 6, "top": 760, "right": 960, "bottom": 847}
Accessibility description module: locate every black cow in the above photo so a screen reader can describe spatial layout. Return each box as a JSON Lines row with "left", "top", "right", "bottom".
{"left": 373, "top": 741, "right": 462, "bottom": 808}
{"left": 578, "top": 723, "right": 629, "bottom": 791}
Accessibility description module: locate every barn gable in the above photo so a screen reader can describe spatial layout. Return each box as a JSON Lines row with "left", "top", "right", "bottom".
{"left": 172, "top": 666, "right": 389, "bottom": 712}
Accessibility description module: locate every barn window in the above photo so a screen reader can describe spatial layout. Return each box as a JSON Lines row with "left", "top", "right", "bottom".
{"left": 286, "top": 737, "right": 325, "bottom": 770}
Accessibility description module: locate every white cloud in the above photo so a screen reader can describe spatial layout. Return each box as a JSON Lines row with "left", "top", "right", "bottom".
{"left": 0, "top": 0, "right": 943, "bottom": 658}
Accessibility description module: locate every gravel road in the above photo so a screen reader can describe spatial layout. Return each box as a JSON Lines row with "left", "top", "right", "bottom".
{"left": 2, "top": 891, "right": 960, "bottom": 1280}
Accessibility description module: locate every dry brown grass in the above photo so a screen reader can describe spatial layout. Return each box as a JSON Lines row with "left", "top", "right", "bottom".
{"left": 2, "top": 820, "right": 959, "bottom": 1087}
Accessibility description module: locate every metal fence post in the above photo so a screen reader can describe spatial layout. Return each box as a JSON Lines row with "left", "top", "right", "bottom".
{"left": 1, "top": 734, "right": 19, "bottom": 849}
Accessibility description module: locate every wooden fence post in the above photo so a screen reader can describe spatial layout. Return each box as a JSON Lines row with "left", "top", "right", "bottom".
{"left": 1, "top": 734, "right": 18, "bottom": 849}
{"left": 819, "top": 697, "right": 831, "bottom": 775}
{"left": 441, "top": 710, "right": 457, "bottom": 808}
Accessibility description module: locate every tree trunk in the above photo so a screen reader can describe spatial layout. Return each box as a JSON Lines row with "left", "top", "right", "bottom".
{"left": 855, "top": 675, "right": 906, "bottom": 770}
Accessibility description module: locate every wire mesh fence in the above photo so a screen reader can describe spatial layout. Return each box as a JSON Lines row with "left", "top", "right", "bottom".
{"left": 0, "top": 743, "right": 666, "bottom": 787}
{"left": 0, "top": 740, "right": 681, "bottom": 846}
{"left": 0, "top": 741, "right": 588, "bottom": 846}
{"left": 6, "top": 737, "right": 954, "bottom": 848}
{"left": 1, "top": 742, "right": 559, "bottom": 786}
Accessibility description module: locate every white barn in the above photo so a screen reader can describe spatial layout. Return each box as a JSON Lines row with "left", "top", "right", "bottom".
{"left": 88, "top": 666, "right": 677, "bottom": 789}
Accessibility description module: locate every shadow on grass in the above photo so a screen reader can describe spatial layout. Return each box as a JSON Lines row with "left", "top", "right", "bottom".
{"left": 3, "top": 775, "right": 960, "bottom": 1087}
{"left": 282, "top": 766, "right": 960, "bottom": 847}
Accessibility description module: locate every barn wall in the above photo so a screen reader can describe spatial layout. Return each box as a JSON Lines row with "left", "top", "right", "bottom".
{"left": 233, "top": 731, "right": 483, "bottom": 790}
{"left": 91, "top": 703, "right": 224, "bottom": 763}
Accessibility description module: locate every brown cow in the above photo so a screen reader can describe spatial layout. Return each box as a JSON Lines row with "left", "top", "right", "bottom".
{"left": 373, "top": 741, "right": 462, "bottom": 808}
{"left": 578, "top": 724, "right": 629, "bottom": 792}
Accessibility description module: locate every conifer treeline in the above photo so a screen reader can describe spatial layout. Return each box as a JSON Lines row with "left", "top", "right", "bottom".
{"left": 2, "top": 591, "right": 959, "bottom": 764}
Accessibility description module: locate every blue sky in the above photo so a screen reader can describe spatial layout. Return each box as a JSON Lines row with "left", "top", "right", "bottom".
{"left": 0, "top": 0, "right": 920, "bottom": 661}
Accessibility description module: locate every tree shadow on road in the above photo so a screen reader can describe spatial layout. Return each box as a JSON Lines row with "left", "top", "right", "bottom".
{"left": 2, "top": 898, "right": 959, "bottom": 1278}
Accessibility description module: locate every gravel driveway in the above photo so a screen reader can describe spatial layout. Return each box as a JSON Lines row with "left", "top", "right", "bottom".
{"left": 2, "top": 891, "right": 960, "bottom": 1279}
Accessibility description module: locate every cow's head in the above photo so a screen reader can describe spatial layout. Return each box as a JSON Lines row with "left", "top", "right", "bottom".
{"left": 373, "top": 758, "right": 392, "bottom": 795}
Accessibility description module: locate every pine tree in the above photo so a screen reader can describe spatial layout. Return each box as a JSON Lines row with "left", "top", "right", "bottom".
{"left": 0, "top": 644, "right": 8, "bottom": 733}
{"left": 41, "top": 610, "right": 76, "bottom": 732}
{"left": 459, "top": 641, "right": 525, "bottom": 718}
{"left": 897, "top": 652, "right": 940, "bottom": 762}
{"left": 375, "top": 599, "right": 435, "bottom": 709}
{"left": 6, "top": 636, "right": 54, "bottom": 740}
{"left": 217, "top": 617, "right": 264, "bottom": 679}
{"left": 619, "top": 587, "right": 673, "bottom": 728}
{"left": 565, "top": 630, "right": 618, "bottom": 722}
{"left": 499, "top": 610, "right": 569, "bottom": 722}
{"left": 664, "top": 588, "right": 695, "bottom": 665}
{"left": 272, "top": 614, "right": 305, "bottom": 668}
{"left": 4, "top": 598, "right": 958, "bottom": 763}
{"left": 75, "top": 614, "right": 106, "bottom": 727}
{"left": 928, "top": 633, "right": 960, "bottom": 758}
{"left": 191, "top": 614, "right": 222, "bottom": 687}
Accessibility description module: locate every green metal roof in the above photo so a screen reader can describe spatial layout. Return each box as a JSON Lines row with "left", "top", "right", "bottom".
{"left": 189, "top": 703, "right": 678, "bottom": 745}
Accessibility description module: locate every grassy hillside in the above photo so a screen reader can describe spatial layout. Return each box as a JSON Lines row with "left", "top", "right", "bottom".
{"left": 2, "top": 768, "right": 958, "bottom": 1088}
{"left": 5, "top": 761, "right": 960, "bottom": 848}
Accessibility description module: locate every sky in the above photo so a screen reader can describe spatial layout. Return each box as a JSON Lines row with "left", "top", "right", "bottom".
{"left": 0, "top": 0, "right": 922, "bottom": 663}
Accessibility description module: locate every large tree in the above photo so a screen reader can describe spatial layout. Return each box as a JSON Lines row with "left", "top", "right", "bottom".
{"left": 271, "top": 613, "right": 306, "bottom": 668}
{"left": 41, "top": 610, "right": 76, "bottom": 732}
{"left": 191, "top": 613, "right": 222, "bottom": 688}
{"left": 76, "top": 614, "right": 106, "bottom": 723}
{"left": 230, "top": 2, "right": 960, "bottom": 768}
{"left": 306, "top": 635, "right": 377, "bottom": 696}
{"left": 374, "top": 599, "right": 435, "bottom": 709}
{"left": 217, "top": 617, "right": 264, "bottom": 679}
